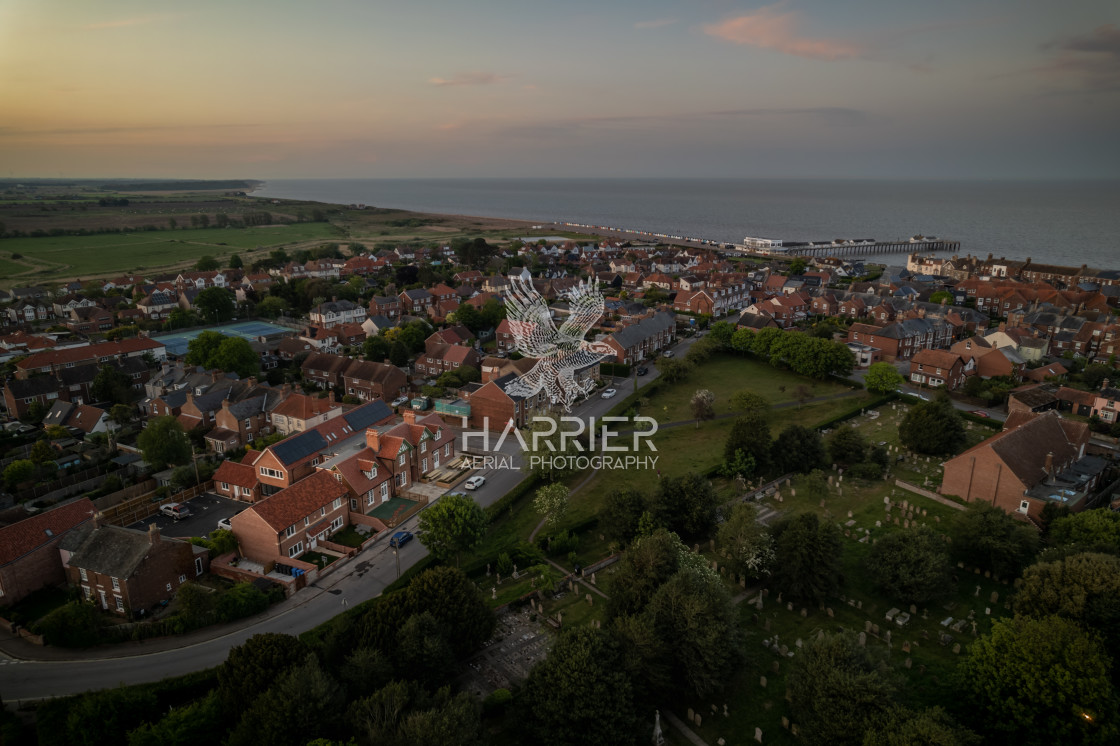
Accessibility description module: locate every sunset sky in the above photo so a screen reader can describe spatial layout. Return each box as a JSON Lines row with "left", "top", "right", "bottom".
{"left": 1, "top": 0, "right": 1118, "bottom": 179}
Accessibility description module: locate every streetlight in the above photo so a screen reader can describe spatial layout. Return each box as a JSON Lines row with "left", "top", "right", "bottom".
{"left": 392, "top": 544, "right": 400, "bottom": 580}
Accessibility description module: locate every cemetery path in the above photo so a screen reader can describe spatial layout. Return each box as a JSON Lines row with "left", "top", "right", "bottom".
{"left": 662, "top": 709, "right": 711, "bottom": 746}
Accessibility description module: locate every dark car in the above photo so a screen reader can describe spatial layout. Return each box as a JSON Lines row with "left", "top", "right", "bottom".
{"left": 389, "top": 531, "right": 413, "bottom": 548}
{"left": 636, "top": 366, "right": 648, "bottom": 376}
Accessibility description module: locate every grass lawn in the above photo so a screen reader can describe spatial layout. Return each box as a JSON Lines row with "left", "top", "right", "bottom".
{"left": 0, "top": 223, "right": 343, "bottom": 280}
{"left": 0, "top": 585, "right": 71, "bottom": 626}
{"left": 328, "top": 525, "right": 368, "bottom": 548}
{"left": 0, "top": 256, "right": 30, "bottom": 278}
{"left": 299, "top": 550, "right": 339, "bottom": 568}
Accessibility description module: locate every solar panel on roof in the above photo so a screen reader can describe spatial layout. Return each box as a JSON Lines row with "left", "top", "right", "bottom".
{"left": 272, "top": 431, "right": 328, "bottom": 465}
{"left": 344, "top": 401, "right": 391, "bottom": 430}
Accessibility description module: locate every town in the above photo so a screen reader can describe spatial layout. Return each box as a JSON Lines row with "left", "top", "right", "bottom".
{"left": 2, "top": 200, "right": 1120, "bottom": 746}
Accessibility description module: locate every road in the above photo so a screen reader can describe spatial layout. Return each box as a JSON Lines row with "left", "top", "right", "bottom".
{"left": 0, "top": 336, "right": 693, "bottom": 703}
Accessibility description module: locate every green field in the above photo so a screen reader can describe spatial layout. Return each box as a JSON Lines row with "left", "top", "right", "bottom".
{"left": 0, "top": 256, "right": 30, "bottom": 279}
{"left": 0, "top": 223, "right": 344, "bottom": 280}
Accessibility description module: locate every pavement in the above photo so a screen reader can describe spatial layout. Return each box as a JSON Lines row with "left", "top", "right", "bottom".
{"left": 0, "top": 335, "right": 695, "bottom": 703}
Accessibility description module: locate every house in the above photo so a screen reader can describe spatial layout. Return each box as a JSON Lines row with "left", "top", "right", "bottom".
{"left": 1023, "top": 362, "right": 1068, "bottom": 383}
{"left": 41, "top": 401, "right": 110, "bottom": 435}
{"left": 369, "top": 296, "right": 402, "bottom": 319}
{"left": 212, "top": 459, "right": 262, "bottom": 502}
{"left": 301, "top": 352, "right": 354, "bottom": 389}
{"left": 414, "top": 344, "right": 481, "bottom": 378}
{"left": 602, "top": 312, "right": 677, "bottom": 364}
{"left": 950, "top": 337, "right": 1025, "bottom": 380}
{"left": 1089, "top": 383, "right": 1120, "bottom": 425}
{"left": 204, "top": 392, "right": 277, "bottom": 453}
{"left": 343, "top": 361, "right": 408, "bottom": 402}
{"left": 63, "top": 522, "right": 208, "bottom": 616}
{"left": 1056, "top": 386, "right": 1096, "bottom": 417}
{"left": 1007, "top": 387, "right": 1060, "bottom": 414}
{"left": 940, "top": 411, "right": 1096, "bottom": 522}
{"left": 845, "top": 318, "right": 953, "bottom": 362}
{"left": 399, "top": 288, "right": 434, "bottom": 315}
{"left": 908, "top": 349, "right": 966, "bottom": 390}
{"left": 276, "top": 338, "right": 314, "bottom": 361}
{"left": 229, "top": 470, "right": 351, "bottom": 564}
{"left": 495, "top": 319, "right": 518, "bottom": 352}
{"left": 14, "top": 338, "right": 166, "bottom": 379}
{"left": 309, "top": 299, "right": 366, "bottom": 328}
{"left": 299, "top": 325, "right": 340, "bottom": 354}
{"left": 465, "top": 373, "right": 548, "bottom": 431}
{"left": 269, "top": 391, "right": 343, "bottom": 435}
{"left": 0, "top": 498, "right": 96, "bottom": 605}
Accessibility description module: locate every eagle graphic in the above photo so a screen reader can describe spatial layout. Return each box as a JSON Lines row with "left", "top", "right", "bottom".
{"left": 503, "top": 271, "right": 614, "bottom": 410}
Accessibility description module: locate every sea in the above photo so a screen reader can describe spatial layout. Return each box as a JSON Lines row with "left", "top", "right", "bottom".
{"left": 251, "top": 178, "right": 1120, "bottom": 271}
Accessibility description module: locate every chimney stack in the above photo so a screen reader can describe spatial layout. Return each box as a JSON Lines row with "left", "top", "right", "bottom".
{"left": 328, "top": 390, "right": 336, "bottom": 404}
{"left": 148, "top": 523, "right": 161, "bottom": 545}
{"left": 402, "top": 410, "right": 417, "bottom": 425}
{"left": 1045, "top": 452, "right": 1054, "bottom": 483}
{"left": 365, "top": 428, "right": 381, "bottom": 452}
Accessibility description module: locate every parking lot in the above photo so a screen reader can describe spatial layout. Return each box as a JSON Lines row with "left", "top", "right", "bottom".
{"left": 127, "top": 492, "right": 247, "bottom": 539}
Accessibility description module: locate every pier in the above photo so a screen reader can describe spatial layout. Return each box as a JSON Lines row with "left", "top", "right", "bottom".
{"left": 782, "top": 239, "right": 960, "bottom": 258}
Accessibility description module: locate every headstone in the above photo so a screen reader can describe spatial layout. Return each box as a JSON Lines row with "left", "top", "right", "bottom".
{"left": 787, "top": 601, "right": 794, "bottom": 611}
{"left": 865, "top": 620, "right": 873, "bottom": 633}
{"left": 876, "top": 520, "right": 882, "bottom": 527}
{"left": 952, "top": 643, "right": 961, "bottom": 654}
{"left": 985, "top": 607, "right": 991, "bottom": 615}
{"left": 858, "top": 631, "right": 867, "bottom": 646}
{"left": 779, "top": 644, "right": 788, "bottom": 656}
{"left": 904, "top": 657, "right": 912, "bottom": 669}
{"left": 695, "top": 714, "right": 702, "bottom": 728}
{"left": 791, "top": 724, "right": 799, "bottom": 736}
{"left": 902, "top": 641, "right": 911, "bottom": 653}
{"left": 591, "top": 573, "right": 597, "bottom": 585}
{"left": 586, "top": 593, "right": 593, "bottom": 606}
{"left": 724, "top": 704, "right": 729, "bottom": 718}
{"left": 772, "top": 660, "right": 780, "bottom": 673}
{"left": 688, "top": 708, "right": 694, "bottom": 722}
{"left": 755, "top": 727, "right": 763, "bottom": 743}
{"left": 974, "top": 585, "right": 981, "bottom": 597}
{"left": 989, "top": 591, "right": 999, "bottom": 604}
{"left": 885, "top": 630, "right": 892, "bottom": 645}
{"left": 491, "top": 587, "right": 497, "bottom": 600}
{"left": 782, "top": 717, "right": 790, "bottom": 730}
{"left": 872, "top": 624, "right": 880, "bottom": 636}
{"left": 800, "top": 608, "right": 807, "bottom": 618}
{"left": 827, "top": 607, "right": 834, "bottom": 617}
{"left": 760, "top": 675, "right": 767, "bottom": 688}
{"left": 984, "top": 570, "right": 991, "bottom": 578}
{"left": 486, "top": 563, "right": 491, "bottom": 576}
{"left": 910, "top": 604, "right": 917, "bottom": 614}
{"left": 847, "top": 510, "right": 853, "bottom": 518}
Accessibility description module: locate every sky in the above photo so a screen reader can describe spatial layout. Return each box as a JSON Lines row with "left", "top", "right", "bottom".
{"left": 1, "top": 0, "right": 1118, "bottom": 179}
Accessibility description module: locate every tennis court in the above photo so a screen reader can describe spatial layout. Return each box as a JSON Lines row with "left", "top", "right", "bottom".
{"left": 153, "top": 320, "right": 293, "bottom": 356}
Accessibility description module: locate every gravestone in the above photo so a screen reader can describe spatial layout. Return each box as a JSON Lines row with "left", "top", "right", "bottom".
{"left": 800, "top": 608, "right": 807, "bottom": 618}
{"left": 865, "top": 620, "right": 873, "bottom": 633}
{"left": 904, "top": 657, "right": 912, "bottom": 669}
{"left": 695, "top": 714, "right": 702, "bottom": 728}
{"left": 990, "top": 591, "right": 999, "bottom": 604}
{"left": 910, "top": 604, "right": 917, "bottom": 614}
{"left": 491, "top": 587, "right": 496, "bottom": 600}
{"left": 782, "top": 717, "right": 789, "bottom": 730}
{"left": 787, "top": 602, "right": 794, "bottom": 611}
{"left": 772, "top": 660, "right": 780, "bottom": 673}
{"left": 760, "top": 675, "right": 767, "bottom": 688}
{"left": 586, "top": 593, "right": 593, "bottom": 606}
{"left": 755, "top": 727, "right": 763, "bottom": 743}
{"left": 859, "top": 631, "right": 867, "bottom": 646}
{"left": 827, "top": 607, "right": 834, "bottom": 617}
{"left": 952, "top": 643, "right": 961, "bottom": 654}
{"left": 779, "top": 644, "right": 789, "bottom": 656}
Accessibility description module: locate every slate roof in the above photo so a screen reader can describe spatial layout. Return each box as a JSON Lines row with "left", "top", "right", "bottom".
{"left": 609, "top": 312, "right": 675, "bottom": 350}
{"left": 0, "top": 498, "right": 96, "bottom": 567}
{"left": 66, "top": 524, "right": 168, "bottom": 579}
{"left": 957, "top": 411, "right": 1087, "bottom": 488}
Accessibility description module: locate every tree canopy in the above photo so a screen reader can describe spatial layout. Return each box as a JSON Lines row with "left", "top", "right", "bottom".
{"left": 948, "top": 501, "right": 1039, "bottom": 577}
{"left": 725, "top": 412, "right": 771, "bottom": 475}
{"left": 416, "top": 493, "right": 487, "bottom": 567}
{"left": 194, "top": 287, "right": 236, "bottom": 324}
{"left": 772, "top": 424, "right": 828, "bottom": 474}
{"left": 770, "top": 512, "right": 843, "bottom": 604}
{"left": 649, "top": 472, "right": 718, "bottom": 540}
{"left": 864, "top": 525, "right": 954, "bottom": 604}
{"left": 717, "top": 502, "right": 774, "bottom": 578}
{"left": 137, "top": 416, "right": 191, "bottom": 471}
{"left": 865, "top": 362, "right": 906, "bottom": 394}
{"left": 898, "top": 393, "right": 966, "bottom": 455}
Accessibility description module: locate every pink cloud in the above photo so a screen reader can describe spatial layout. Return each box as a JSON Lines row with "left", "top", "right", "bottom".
{"left": 703, "top": 4, "right": 863, "bottom": 61}
{"left": 429, "top": 72, "right": 510, "bottom": 87}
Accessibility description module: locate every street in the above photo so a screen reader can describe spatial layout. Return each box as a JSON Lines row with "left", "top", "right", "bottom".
{"left": 0, "top": 335, "right": 694, "bottom": 702}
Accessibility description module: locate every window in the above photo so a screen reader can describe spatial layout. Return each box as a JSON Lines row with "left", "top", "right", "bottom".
{"left": 444, "top": 443, "right": 451, "bottom": 456}
{"left": 366, "top": 492, "right": 375, "bottom": 505}
{"left": 166, "top": 583, "right": 172, "bottom": 592}
{"left": 111, "top": 577, "right": 120, "bottom": 591}
{"left": 285, "top": 525, "right": 296, "bottom": 537}
{"left": 332, "top": 497, "right": 342, "bottom": 510}
{"left": 321, "top": 507, "right": 326, "bottom": 517}
{"left": 420, "top": 441, "right": 427, "bottom": 453}
{"left": 1018, "top": 500, "right": 1029, "bottom": 513}
{"left": 195, "top": 557, "right": 203, "bottom": 575}
{"left": 304, "top": 517, "right": 310, "bottom": 526}
{"left": 221, "top": 482, "right": 229, "bottom": 490}
{"left": 115, "top": 597, "right": 124, "bottom": 611}
{"left": 260, "top": 466, "right": 282, "bottom": 479}
{"left": 311, "top": 457, "right": 320, "bottom": 466}
{"left": 398, "top": 453, "right": 406, "bottom": 466}
{"left": 178, "top": 574, "right": 187, "bottom": 584}
{"left": 79, "top": 567, "right": 88, "bottom": 581}
{"left": 82, "top": 586, "right": 91, "bottom": 599}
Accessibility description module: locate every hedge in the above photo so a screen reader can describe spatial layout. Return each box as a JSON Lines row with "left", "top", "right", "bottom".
{"left": 599, "top": 362, "right": 632, "bottom": 378}
{"left": 814, "top": 392, "right": 896, "bottom": 431}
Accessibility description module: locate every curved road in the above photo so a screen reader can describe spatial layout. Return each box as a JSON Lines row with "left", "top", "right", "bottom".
{"left": 0, "top": 338, "right": 685, "bottom": 703}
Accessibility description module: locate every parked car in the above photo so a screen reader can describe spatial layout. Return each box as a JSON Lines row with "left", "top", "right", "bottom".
{"left": 391, "top": 395, "right": 409, "bottom": 407}
{"left": 160, "top": 503, "right": 191, "bottom": 521}
{"left": 662, "top": 350, "right": 674, "bottom": 358}
{"left": 217, "top": 517, "right": 233, "bottom": 532}
{"left": 601, "top": 388, "right": 617, "bottom": 399}
{"left": 970, "top": 410, "right": 990, "bottom": 418}
{"left": 636, "top": 366, "right": 648, "bottom": 376}
{"left": 464, "top": 475, "right": 486, "bottom": 490}
{"left": 389, "top": 531, "right": 413, "bottom": 548}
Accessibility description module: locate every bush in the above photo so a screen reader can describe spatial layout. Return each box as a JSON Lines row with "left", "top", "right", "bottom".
{"left": 32, "top": 600, "right": 105, "bottom": 647}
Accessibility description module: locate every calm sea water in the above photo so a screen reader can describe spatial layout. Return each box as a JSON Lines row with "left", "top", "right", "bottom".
{"left": 252, "top": 179, "right": 1120, "bottom": 270}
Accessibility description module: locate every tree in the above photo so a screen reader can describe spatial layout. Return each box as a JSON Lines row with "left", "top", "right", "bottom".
{"left": 228, "top": 253, "right": 243, "bottom": 269}
{"left": 690, "top": 388, "right": 715, "bottom": 427}
{"left": 4, "top": 459, "right": 35, "bottom": 489}
{"left": 363, "top": 335, "right": 390, "bottom": 362}
{"left": 599, "top": 488, "right": 647, "bottom": 546}
{"left": 731, "top": 390, "right": 769, "bottom": 416}
{"left": 127, "top": 691, "right": 225, "bottom": 746}
{"left": 865, "top": 362, "right": 906, "bottom": 394}
{"left": 1048, "top": 509, "right": 1120, "bottom": 553}
{"left": 392, "top": 611, "right": 455, "bottom": 687}
{"left": 770, "top": 512, "right": 843, "bottom": 604}
{"left": 788, "top": 632, "right": 899, "bottom": 746}
{"left": 389, "top": 340, "right": 410, "bottom": 367}
{"left": 948, "top": 502, "right": 1039, "bottom": 577}
{"left": 209, "top": 337, "right": 259, "bottom": 378}
{"left": 863, "top": 706, "right": 979, "bottom": 746}
{"left": 827, "top": 423, "right": 867, "bottom": 466}
{"left": 1015, "top": 552, "right": 1120, "bottom": 655}
{"left": 533, "top": 482, "right": 570, "bottom": 528}
{"left": 641, "top": 565, "right": 744, "bottom": 699}
{"left": 185, "top": 330, "right": 226, "bottom": 368}
{"left": 91, "top": 364, "right": 132, "bottom": 403}
{"left": 194, "top": 287, "right": 236, "bottom": 324}
{"left": 523, "top": 418, "right": 581, "bottom": 482}
{"left": 899, "top": 393, "right": 966, "bottom": 455}
{"left": 717, "top": 502, "right": 774, "bottom": 577}
{"left": 788, "top": 257, "right": 808, "bottom": 275}
{"left": 518, "top": 627, "right": 640, "bottom": 746}
{"left": 256, "top": 295, "right": 289, "bottom": 318}
{"left": 606, "top": 529, "right": 683, "bottom": 619}
{"left": 864, "top": 525, "right": 954, "bottom": 604}
{"left": 195, "top": 255, "right": 220, "bottom": 271}
{"left": 772, "top": 424, "right": 828, "bottom": 474}
{"left": 956, "top": 616, "right": 1118, "bottom": 745}
{"left": 657, "top": 357, "right": 693, "bottom": 384}
{"left": 451, "top": 301, "right": 482, "bottom": 332}
{"left": 405, "top": 566, "right": 495, "bottom": 656}
{"left": 417, "top": 493, "right": 487, "bottom": 567}
{"left": 650, "top": 472, "right": 717, "bottom": 540}
{"left": 227, "top": 654, "right": 346, "bottom": 746}
{"left": 137, "top": 416, "right": 191, "bottom": 470}
{"left": 217, "top": 633, "right": 310, "bottom": 715}
{"left": 1081, "top": 363, "right": 1112, "bottom": 391}
{"left": 724, "top": 412, "right": 771, "bottom": 474}
{"left": 30, "top": 439, "right": 53, "bottom": 464}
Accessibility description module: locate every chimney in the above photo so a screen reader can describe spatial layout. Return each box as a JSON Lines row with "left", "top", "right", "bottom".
{"left": 328, "top": 390, "right": 336, "bottom": 404}
{"left": 402, "top": 410, "right": 416, "bottom": 425}
{"left": 92, "top": 511, "right": 102, "bottom": 530}
{"left": 247, "top": 376, "right": 258, "bottom": 387}
{"left": 998, "top": 322, "right": 1006, "bottom": 333}
{"left": 211, "top": 369, "right": 222, "bottom": 383}
{"left": 148, "top": 523, "right": 161, "bottom": 545}
{"left": 1045, "top": 453, "right": 1054, "bottom": 483}
{"left": 365, "top": 428, "right": 381, "bottom": 452}
{"left": 1102, "top": 378, "right": 1110, "bottom": 391}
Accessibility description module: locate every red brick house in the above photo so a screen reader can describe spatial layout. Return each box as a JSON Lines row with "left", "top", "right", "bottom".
{"left": 465, "top": 373, "right": 547, "bottom": 431}
{"left": 495, "top": 319, "right": 517, "bottom": 352}
{"left": 400, "top": 288, "right": 434, "bottom": 314}
{"left": 270, "top": 391, "right": 343, "bottom": 435}
{"left": 908, "top": 349, "right": 966, "bottom": 390}
{"left": 301, "top": 352, "right": 354, "bottom": 388}
{"left": 204, "top": 392, "right": 276, "bottom": 453}
{"left": 343, "top": 361, "right": 408, "bottom": 402}
{"left": 230, "top": 471, "right": 351, "bottom": 563}
{"left": 602, "top": 312, "right": 676, "bottom": 364}
{"left": 213, "top": 459, "right": 262, "bottom": 502}
{"left": 414, "top": 344, "right": 481, "bottom": 378}
{"left": 369, "top": 296, "right": 402, "bottom": 319}
{"left": 0, "top": 498, "right": 96, "bottom": 605}
{"left": 15, "top": 338, "right": 166, "bottom": 379}
{"left": 63, "top": 522, "right": 208, "bottom": 616}
{"left": 940, "top": 411, "right": 1093, "bottom": 522}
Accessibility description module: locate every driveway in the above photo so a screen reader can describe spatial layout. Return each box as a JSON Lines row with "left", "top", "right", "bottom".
{"left": 126, "top": 493, "right": 248, "bottom": 538}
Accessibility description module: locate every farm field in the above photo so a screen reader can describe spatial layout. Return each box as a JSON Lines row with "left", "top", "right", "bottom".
{"left": 0, "top": 223, "right": 344, "bottom": 281}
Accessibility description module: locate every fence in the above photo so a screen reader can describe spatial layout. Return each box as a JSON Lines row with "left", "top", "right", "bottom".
{"left": 14, "top": 465, "right": 104, "bottom": 503}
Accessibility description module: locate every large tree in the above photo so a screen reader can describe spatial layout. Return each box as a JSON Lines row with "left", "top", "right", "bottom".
{"left": 533, "top": 482, "right": 570, "bottom": 528}
{"left": 862, "top": 706, "right": 979, "bottom": 746}
{"left": 649, "top": 472, "right": 717, "bottom": 540}
{"left": 956, "top": 616, "right": 1119, "bottom": 744}
{"left": 899, "top": 393, "right": 966, "bottom": 455}
{"left": 91, "top": 364, "right": 132, "bottom": 403}
{"left": 405, "top": 566, "right": 495, "bottom": 657}
{"left": 599, "top": 488, "right": 647, "bottom": 546}
{"left": 194, "top": 287, "right": 236, "bottom": 324}
{"left": 1048, "top": 509, "right": 1120, "bottom": 553}
{"left": 218, "top": 633, "right": 311, "bottom": 715}
{"left": 416, "top": 493, "right": 487, "bottom": 567}
{"left": 518, "top": 628, "right": 640, "bottom": 746}
{"left": 772, "top": 424, "right": 828, "bottom": 474}
{"left": 864, "top": 525, "right": 954, "bottom": 604}
{"left": 209, "top": 336, "right": 260, "bottom": 378}
{"left": 1015, "top": 552, "right": 1120, "bottom": 656}
{"left": 948, "top": 501, "right": 1039, "bottom": 577}
{"left": 226, "top": 654, "right": 346, "bottom": 746}
{"left": 185, "top": 330, "right": 227, "bottom": 368}
{"left": 827, "top": 424, "right": 868, "bottom": 466}
{"left": 770, "top": 512, "right": 843, "bottom": 605}
{"left": 717, "top": 502, "right": 774, "bottom": 578}
{"left": 724, "top": 412, "right": 771, "bottom": 474}
{"left": 865, "top": 362, "right": 906, "bottom": 394}
{"left": 606, "top": 529, "right": 683, "bottom": 620}
{"left": 788, "top": 632, "right": 899, "bottom": 746}
{"left": 137, "top": 416, "right": 191, "bottom": 470}
{"left": 690, "top": 388, "right": 715, "bottom": 427}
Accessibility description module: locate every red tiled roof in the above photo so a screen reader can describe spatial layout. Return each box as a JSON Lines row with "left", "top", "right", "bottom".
{"left": 271, "top": 392, "right": 338, "bottom": 420}
{"left": 249, "top": 471, "right": 349, "bottom": 531}
{"left": 213, "top": 460, "right": 257, "bottom": 488}
{"left": 0, "top": 498, "right": 96, "bottom": 567}
{"left": 16, "top": 338, "right": 163, "bottom": 371}
{"left": 67, "top": 404, "right": 106, "bottom": 434}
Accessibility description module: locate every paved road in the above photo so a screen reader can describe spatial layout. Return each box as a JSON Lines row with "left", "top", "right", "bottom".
{"left": 0, "top": 336, "right": 692, "bottom": 702}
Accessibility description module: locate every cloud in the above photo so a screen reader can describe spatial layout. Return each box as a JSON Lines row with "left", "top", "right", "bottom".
{"left": 703, "top": 3, "right": 863, "bottom": 61}
{"left": 1034, "top": 24, "right": 1120, "bottom": 91}
{"left": 635, "top": 19, "right": 677, "bottom": 30}
{"left": 428, "top": 72, "right": 510, "bottom": 87}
